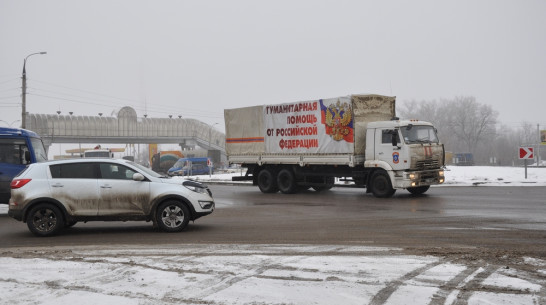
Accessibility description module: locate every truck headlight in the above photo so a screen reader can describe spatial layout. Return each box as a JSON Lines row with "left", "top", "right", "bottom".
{"left": 408, "top": 173, "right": 418, "bottom": 180}
{"left": 439, "top": 170, "right": 444, "bottom": 177}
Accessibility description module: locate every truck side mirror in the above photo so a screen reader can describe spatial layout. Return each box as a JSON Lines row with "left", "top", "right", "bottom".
{"left": 391, "top": 134, "right": 398, "bottom": 147}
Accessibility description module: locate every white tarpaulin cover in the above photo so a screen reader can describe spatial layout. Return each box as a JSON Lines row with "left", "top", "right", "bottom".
{"left": 225, "top": 95, "right": 395, "bottom": 156}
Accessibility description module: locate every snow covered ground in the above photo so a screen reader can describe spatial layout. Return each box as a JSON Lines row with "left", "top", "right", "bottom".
{"left": 1, "top": 166, "right": 545, "bottom": 304}
{"left": 0, "top": 245, "right": 544, "bottom": 305}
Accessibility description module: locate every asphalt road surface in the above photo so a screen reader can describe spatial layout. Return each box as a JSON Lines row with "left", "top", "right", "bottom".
{"left": 1, "top": 185, "right": 544, "bottom": 259}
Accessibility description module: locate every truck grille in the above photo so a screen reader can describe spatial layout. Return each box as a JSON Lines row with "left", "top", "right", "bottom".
{"left": 415, "top": 159, "right": 439, "bottom": 170}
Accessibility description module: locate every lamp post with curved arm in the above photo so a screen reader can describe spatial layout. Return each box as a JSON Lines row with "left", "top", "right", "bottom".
{"left": 21, "top": 52, "right": 47, "bottom": 129}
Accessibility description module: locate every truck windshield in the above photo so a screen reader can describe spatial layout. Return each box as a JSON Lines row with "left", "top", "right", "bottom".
{"left": 401, "top": 125, "right": 439, "bottom": 144}
{"left": 30, "top": 137, "right": 48, "bottom": 162}
{"left": 84, "top": 151, "right": 110, "bottom": 158}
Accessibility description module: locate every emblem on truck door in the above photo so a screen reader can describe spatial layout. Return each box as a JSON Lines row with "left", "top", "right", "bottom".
{"left": 392, "top": 152, "right": 400, "bottom": 164}
{"left": 320, "top": 99, "right": 354, "bottom": 142}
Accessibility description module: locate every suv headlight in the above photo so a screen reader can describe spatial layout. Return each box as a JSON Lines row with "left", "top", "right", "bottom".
{"left": 183, "top": 180, "right": 209, "bottom": 194}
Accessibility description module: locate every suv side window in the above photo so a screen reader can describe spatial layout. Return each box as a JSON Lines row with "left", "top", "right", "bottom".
{"left": 50, "top": 163, "right": 99, "bottom": 179}
{"left": 99, "top": 163, "right": 137, "bottom": 180}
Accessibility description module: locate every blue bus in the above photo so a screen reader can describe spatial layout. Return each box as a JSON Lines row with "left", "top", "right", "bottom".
{"left": 168, "top": 157, "right": 213, "bottom": 176}
{"left": 0, "top": 127, "right": 48, "bottom": 204}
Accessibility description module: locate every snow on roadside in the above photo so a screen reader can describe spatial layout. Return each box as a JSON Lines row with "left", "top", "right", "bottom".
{"left": 443, "top": 166, "right": 546, "bottom": 186}
{"left": 0, "top": 245, "right": 543, "bottom": 305}
{"left": 180, "top": 165, "right": 546, "bottom": 187}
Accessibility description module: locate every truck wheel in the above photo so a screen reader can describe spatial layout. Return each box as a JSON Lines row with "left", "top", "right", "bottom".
{"left": 277, "top": 169, "right": 298, "bottom": 194}
{"left": 257, "top": 169, "right": 279, "bottom": 193}
{"left": 26, "top": 203, "right": 64, "bottom": 237}
{"left": 370, "top": 171, "right": 396, "bottom": 198}
{"left": 156, "top": 201, "right": 190, "bottom": 232}
{"left": 407, "top": 186, "right": 430, "bottom": 195}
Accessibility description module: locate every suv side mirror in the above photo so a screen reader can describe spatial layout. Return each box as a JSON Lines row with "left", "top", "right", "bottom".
{"left": 133, "top": 173, "right": 145, "bottom": 181}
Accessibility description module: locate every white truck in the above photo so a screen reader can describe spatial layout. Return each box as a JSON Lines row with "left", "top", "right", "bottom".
{"left": 224, "top": 94, "right": 445, "bottom": 197}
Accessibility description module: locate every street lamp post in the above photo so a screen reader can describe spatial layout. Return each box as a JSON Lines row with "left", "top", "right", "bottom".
{"left": 21, "top": 52, "right": 47, "bottom": 129}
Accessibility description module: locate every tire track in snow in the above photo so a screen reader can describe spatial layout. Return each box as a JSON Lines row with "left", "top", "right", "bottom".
{"left": 191, "top": 255, "right": 305, "bottom": 299}
{"left": 450, "top": 265, "right": 498, "bottom": 305}
{"left": 428, "top": 265, "right": 481, "bottom": 305}
{"left": 369, "top": 259, "right": 446, "bottom": 305}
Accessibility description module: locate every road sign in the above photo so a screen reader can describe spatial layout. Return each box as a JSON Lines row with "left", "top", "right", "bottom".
{"left": 519, "top": 147, "right": 534, "bottom": 159}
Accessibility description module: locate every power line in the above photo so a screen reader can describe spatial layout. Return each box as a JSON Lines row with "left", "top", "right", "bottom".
{"left": 0, "top": 95, "right": 19, "bottom": 100}
{"left": 26, "top": 93, "right": 223, "bottom": 119}
{"left": 0, "top": 77, "right": 20, "bottom": 86}
{"left": 0, "top": 87, "right": 20, "bottom": 93}
{"left": 28, "top": 78, "right": 224, "bottom": 118}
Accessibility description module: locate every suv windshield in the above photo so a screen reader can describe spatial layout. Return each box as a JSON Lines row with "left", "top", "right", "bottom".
{"left": 127, "top": 161, "right": 164, "bottom": 178}
{"left": 401, "top": 125, "right": 439, "bottom": 144}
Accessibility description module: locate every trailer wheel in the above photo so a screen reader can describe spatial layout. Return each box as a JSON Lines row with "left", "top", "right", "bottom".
{"left": 370, "top": 171, "right": 396, "bottom": 198}
{"left": 277, "top": 169, "right": 298, "bottom": 194}
{"left": 407, "top": 185, "right": 430, "bottom": 195}
{"left": 257, "top": 168, "right": 279, "bottom": 193}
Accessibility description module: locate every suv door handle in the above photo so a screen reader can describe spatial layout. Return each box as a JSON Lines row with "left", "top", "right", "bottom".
{"left": 51, "top": 183, "right": 64, "bottom": 187}
{"left": 100, "top": 185, "right": 112, "bottom": 189}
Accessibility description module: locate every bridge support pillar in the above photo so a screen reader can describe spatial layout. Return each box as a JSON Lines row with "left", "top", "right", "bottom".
{"left": 179, "top": 139, "right": 196, "bottom": 151}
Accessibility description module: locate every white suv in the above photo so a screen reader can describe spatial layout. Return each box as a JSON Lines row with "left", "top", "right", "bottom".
{"left": 8, "top": 158, "right": 215, "bottom": 236}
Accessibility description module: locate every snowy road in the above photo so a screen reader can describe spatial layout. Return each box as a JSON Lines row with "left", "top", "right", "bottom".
{"left": 1, "top": 244, "right": 544, "bottom": 305}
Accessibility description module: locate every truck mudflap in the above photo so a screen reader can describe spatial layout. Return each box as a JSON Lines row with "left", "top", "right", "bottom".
{"left": 392, "top": 169, "right": 445, "bottom": 189}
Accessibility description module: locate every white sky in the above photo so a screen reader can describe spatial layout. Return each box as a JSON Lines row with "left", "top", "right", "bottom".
{"left": 1, "top": 0, "right": 546, "bottom": 131}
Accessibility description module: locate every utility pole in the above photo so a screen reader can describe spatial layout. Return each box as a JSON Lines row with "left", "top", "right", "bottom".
{"left": 21, "top": 52, "right": 47, "bottom": 129}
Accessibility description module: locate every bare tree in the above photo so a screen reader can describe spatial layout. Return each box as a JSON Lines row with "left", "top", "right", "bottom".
{"left": 447, "top": 96, "right": 498, "bottom": 155}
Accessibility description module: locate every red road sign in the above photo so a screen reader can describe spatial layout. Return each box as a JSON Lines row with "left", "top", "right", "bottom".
{"left": 519, "top": 147, "right": 534, "bottom": 159}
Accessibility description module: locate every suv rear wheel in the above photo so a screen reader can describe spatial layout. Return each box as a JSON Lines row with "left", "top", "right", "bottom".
{"left": 26, "top": 203, "right": 64, "bottom": 237}
{"left": 156, "top": 201, "right": 190, "bottom": 232}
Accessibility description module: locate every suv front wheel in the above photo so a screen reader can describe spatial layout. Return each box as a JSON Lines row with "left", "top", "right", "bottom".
{"left": 26, "top": 203, "right": 64, "bottom": 237}
{"left": 156, "top": 200, "right": 190, "bottom": 232}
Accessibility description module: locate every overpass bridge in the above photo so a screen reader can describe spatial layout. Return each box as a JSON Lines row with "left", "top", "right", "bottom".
{"left": 25, "top": 106, "right": 226, "bottom": 157}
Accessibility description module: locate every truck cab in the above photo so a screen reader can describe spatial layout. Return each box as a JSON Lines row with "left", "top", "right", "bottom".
{"left": 365, "top": 120, "right": 445, "bottom": 196}
{"left": 0, "top": 127, "right": 48, "bottom": 203}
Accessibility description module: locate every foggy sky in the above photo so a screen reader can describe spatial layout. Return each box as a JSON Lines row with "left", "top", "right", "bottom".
{"left": 1, "top": 0, "right": 545, "bottom": 132}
